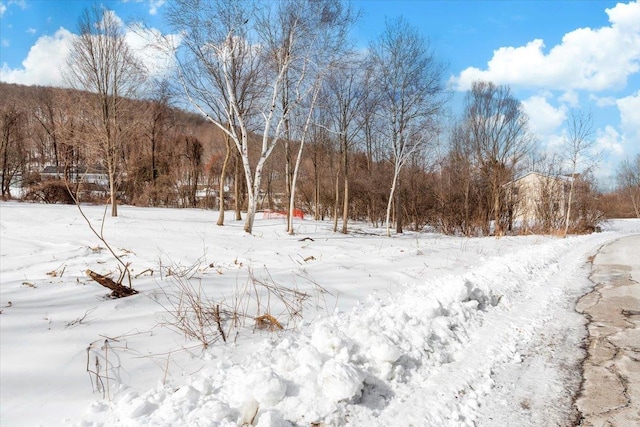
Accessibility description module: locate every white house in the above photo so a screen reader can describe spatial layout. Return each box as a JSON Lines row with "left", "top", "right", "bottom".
{"left": 41, "top": 165, "right": 109, "bottom": 187}
{"left": 506, "top": 172, "right": 572, "bottom": 229}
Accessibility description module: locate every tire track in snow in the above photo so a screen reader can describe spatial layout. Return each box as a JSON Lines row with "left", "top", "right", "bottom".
{"left": 86, "top": 233, "right": 622, "bottom": 427}
{"left": 344, "top": 234, "right": 617, "bottom": 426}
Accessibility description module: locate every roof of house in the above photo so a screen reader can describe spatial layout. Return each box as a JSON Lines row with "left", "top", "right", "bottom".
{"left": 507, "top": 171, "right": 574, "bottom": 185}
{"left": 42, "top": 165, "right": 107, "bottom": 175}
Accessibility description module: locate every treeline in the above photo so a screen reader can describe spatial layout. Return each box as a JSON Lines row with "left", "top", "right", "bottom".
{"left": 1, "top": 1, "right": 638, "bottom": 235}
{"left": 0, "top": 82, "right": 222, "bottom": 206}
{"left": 3, "top": 80, "right": 636, "bottom": 235}
{"left": 0, "top": 80, "right": 433, "bottom": 228}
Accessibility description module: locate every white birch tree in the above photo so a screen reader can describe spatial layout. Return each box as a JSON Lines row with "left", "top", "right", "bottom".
{"left": 167, "top": 0, "right": 353, "bottom": 234}
{"left": 369, "top": 17, "right": 447, "bottom": 236}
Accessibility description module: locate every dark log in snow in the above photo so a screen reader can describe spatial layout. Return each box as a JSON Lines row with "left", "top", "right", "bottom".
{"left": 86, "top": 269, "right": 138, "bottom": 298}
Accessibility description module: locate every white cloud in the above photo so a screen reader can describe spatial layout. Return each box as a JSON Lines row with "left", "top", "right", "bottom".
{"left": 617, "top": 90, "right": 640, "bottom": 136}
{"left": 26, "top": 27, "right": 36, "bottom": 35}
{"left": 595, "top": 125, "right": 625, "bottom": 157}
{"left": 0, "top": 8, "right": 180, "bottom": 88}
{"left": 0, "top": 27, "right": 75, "bottom": 87}
{"left": 616, "top": 90, "right": 640, "bottom": 162}
{"left": 606, "top": 0, "right": 640, "bottom": 32}
{"left": 593, "top": 125, "right": 627, "bottom": 180}
{"left": 452, "top": 1, "right": 640, "bottom": 92}
{"left": 521, "top": 95, "right": 567, "bottom": 137}
{"left": 1, "top": 0, "right": 27, "bottom": 17}
{"left": 122, "top": 0, "right": 166, "bottom": 16}
{"left": 1, "top": 39, "right": 8, "bottom": 48}
{"left": 125, "top": 25, "right": 180, "bottom": 80}
{"left": 148, "top": 0, "right": 166, "bottom": 16}
{"left": 99, "top": 9, "right": 125, "bottom": 30}
{"left": 558, "top": 90, "right": 579, "bottom": 108}
{"left": 9, "top": 0, "right": 26, "bottom": 9}
{"left": 589, "top": 94, "right": 617, "bottom": 107}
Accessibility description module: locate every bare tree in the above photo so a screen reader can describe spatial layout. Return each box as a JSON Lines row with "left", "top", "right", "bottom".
{"left": 146, "top": 82, "right": 174, "bottom": 190}
{"left": 463, "top": 81, "right": 535, "bottom": 236}
{"left": 182, "top": 136, "right": 203, "bottom": 207}
{"left": 321, "top": 59, "right": 370, "bottom": 234}
{"left": 282, "top": 3, "right": 355, "bottom": 234}
{"left": 65, "top": 5, "right": 146, "bottom": 216}
{"left": 0, "top": 105, "right": 26, "bottom": 199}
{"left": 617, "top": 154, "right": 640, "bottom": 218}
{"left": 368, "top": 17, "right": 447, "bottom": 236}
{"left": 307, "top": 97, "right": 334, "bottom": 221}
{"left": 360, "top": 82, "right": 384, "bottom": 226}
{"left": 562, "top": 109, "right": 596, "bottom": 236}
{"left": 286, "top": 81, "right": 322, "bottom": 234}
{"left": 440, "top": 120, "right": 478, "bottom": 235}
{"left": 33, "top": 88, "right": 64, "bottom": 169}
{"left": 168, "top": 0, "right": 353, "bottom": 234}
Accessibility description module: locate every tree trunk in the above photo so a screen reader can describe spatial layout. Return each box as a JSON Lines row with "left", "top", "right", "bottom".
{"left": 234, "top": 152, "right": 242, "bottom": 221}
{"left": 285, "top": 138, "right": 292, "bottom": 226}
{"left": 464, "top": 180, "right": 470, "bottom": 236}
{"left": 341, "top": 145, "right": 349, "bottom": 234}
{"left": 288, "top": 143, "right": 304, "bottom": 235}
{"left": 493, "top": 193, "right": 501, "bottom": 237}
{"left": 109, "top": 169, "right": 118, "bottom": 217}
{"left": 333, "top": 168, "right": 340, "bottom": 233}
{"left": 217, "top": 136, "right": 231, "bottom": 226}
{"left": 563, "top": 175, "right": 576, "bottom": 237}
{"left": 314, "top": 153, "right": 320, "bottom": 221}
{"left": 341, "top": 174, "right": 349, "bottom": 234}
{"left": 243, "top": 152, "right": 269, "bottom": 234}
{"left": 385, "top": 167, "right": 400, "bottom": 237}
{"left": 395, "top": 178, "right": 403, "bottom": 234}
{"left": 244, "top": 194, "right": 255, "bottom": 233}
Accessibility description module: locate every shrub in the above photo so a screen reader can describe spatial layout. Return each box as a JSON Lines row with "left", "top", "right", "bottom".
{"left": 24, "top": 180, "right": 75, "bottom": 204}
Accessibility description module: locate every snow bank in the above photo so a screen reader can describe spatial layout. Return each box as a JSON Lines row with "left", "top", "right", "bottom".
{"left": 83, "top": 233, "right": 615, "bottom": 426}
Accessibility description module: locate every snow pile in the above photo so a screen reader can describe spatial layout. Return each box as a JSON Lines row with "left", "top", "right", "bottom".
{"left": 84, "top": 234, "right": 606, "bottom": 426}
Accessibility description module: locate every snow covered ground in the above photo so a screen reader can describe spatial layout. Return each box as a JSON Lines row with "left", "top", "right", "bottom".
{"left": 1, "top": 201, "right": 639, "bottom": 427}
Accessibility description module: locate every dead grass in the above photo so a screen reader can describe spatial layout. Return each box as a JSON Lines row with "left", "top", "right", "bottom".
{"left": 156, "top": 261, "right": 332, "bottom": 349}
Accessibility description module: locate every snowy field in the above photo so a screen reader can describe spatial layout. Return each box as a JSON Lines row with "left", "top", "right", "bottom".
{"left": 1, "top": 201, "right": 639, "bottom": 427}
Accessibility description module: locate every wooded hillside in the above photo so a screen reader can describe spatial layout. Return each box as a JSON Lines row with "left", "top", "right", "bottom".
{"left": 2, "top": 80, "right": 636, "bottom": 234}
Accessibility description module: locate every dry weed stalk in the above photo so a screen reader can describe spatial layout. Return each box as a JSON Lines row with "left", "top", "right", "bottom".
{"left": 46, "top": 263, "right": 66, "bottom": 278}
{"left": 157, "top": 264, "right": 333, "bottom": 349}
{"left": 86, "top": 338, "right": 113, "bottom": 399}
{"left": 65, "top": 178, "right": 134, "bottom": 289}
{"left": 85, "top": 331, "right": 154, "bottom": 399}
{"left": 66, "top": 307, "right": 96, "bottom": 328}
{"left": 156, "top": 274, "right": 226, "bottom": 348}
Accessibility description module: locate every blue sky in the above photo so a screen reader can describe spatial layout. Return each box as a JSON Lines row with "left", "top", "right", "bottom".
{"left": 1, "top": 0, "right": 639, "bottom": 183}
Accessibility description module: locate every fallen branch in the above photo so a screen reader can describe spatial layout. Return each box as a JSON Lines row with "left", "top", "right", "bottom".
{"left": 86, "top": 269, "right": 138, "bottom": 298}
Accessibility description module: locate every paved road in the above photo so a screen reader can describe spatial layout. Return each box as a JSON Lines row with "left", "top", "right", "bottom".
{"left": 576, "top": 234, "right": 640, "bottom": 426}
